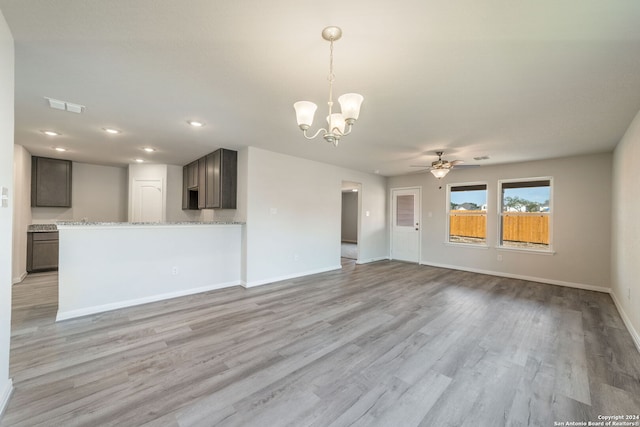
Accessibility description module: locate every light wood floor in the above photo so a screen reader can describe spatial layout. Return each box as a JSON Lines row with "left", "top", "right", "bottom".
{"left": 2, "top": 260, "right": 640, "bottom": 426}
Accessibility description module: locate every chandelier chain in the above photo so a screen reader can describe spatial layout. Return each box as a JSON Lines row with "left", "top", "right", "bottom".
{"left": 327, "top": 38, "right": 335, "bottom": 131}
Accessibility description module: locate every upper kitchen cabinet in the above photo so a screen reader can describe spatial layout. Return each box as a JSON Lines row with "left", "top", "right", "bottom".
{"left": 206, "top": 148, "right": 237, "bottom": 209}
{"left": 182, "top": 148, "right": 237, "bottom": 210}
{"left": 186, "top": 160, "right": 198, "bottom": 189}
{"left": 198, "top": 157, "right": 206, "bottom": 209}
{"left": 31, "top": 156, "right": 72, "bottom": 207}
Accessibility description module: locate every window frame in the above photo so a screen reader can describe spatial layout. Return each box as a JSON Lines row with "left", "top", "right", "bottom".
{"left": 497, "top": 177, "right": 554, "bottom": 253}
{"left": 446, "top": 181, "right": 489, "bottom": 248}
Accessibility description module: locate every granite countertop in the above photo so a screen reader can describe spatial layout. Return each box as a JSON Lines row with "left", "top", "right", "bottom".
{"left": 56, "top": 221, "right": 245, "bottom": 226}
{"left": 27, "top": 224, "right": 58, "bottom": 232}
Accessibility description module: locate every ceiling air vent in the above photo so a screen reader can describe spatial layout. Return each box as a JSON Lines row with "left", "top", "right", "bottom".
{"left": 45, "top": 97, "right": 85, "bottom": 114}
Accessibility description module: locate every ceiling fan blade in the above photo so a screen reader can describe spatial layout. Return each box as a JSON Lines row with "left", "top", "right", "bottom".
{"left": 406, "top": 169, "right": 430, "bottom": 175}
{"left": 410, "top": 165, "right": 431, "bottom": 168}
{"left": 452, "top": 164, "right": 480, "bottom": 169}
{"left": 450, "top": 160, "right": 465, "bottom": 166}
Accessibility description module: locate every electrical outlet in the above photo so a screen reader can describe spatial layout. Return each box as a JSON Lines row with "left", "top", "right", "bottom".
{"left": 497, "top": 254, "right": 503, "bottom": 262}
{"left": 293, "top": 254, "right": 300, "bottom": 261}
{"left": 172, "top": 266, "right": 179, "bottom": 275}
{"left": 628, "top": 288, "right": 632, "bottom": 300}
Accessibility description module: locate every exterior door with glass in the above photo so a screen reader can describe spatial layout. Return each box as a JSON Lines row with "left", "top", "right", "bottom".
{"left": 391, "top": 188, "right": 421, "bottom": 263}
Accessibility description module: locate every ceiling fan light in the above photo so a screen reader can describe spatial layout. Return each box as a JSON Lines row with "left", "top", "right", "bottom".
{"left": 338, "top": 93, "right": 364, "bottom": 121}
{"left": 430, "top": 168, "right": 450, "bottom": 179}
{"left": 293, "top": 101, "right": 317, "bottom": 129}
{"left": 327, "top": 113, "right": 346, "bottom": 134}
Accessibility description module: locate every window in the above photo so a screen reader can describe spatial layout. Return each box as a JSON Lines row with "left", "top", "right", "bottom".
{"left": 447, "top": 183, "right": 487, "bottom": 245}
{"left": 396, "top": 194, "right": 414, "bottom": 227}
{"left": 499, "top": 178, "right": 552, "bottom": 251}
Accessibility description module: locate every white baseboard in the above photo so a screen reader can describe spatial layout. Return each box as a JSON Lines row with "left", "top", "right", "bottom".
{"left": 56, "top": 280, "right": 242, "bottom": 321}
{"left": 356, "top": 256, "right": 389, "bottom": 265}
{"left": 0, "top": 379, "right": 13, "bottom": 419}
{"left": 610, "top": 291, "right": 640, "bottom": 354}
{"left": 242, "top": 265, "right": 342, "bottom": 288}
{"left": 12, "top": 271, "right": 27, "bottom": 285}
{"left": 419, "top": 261, "right": 611, "bottom": 294}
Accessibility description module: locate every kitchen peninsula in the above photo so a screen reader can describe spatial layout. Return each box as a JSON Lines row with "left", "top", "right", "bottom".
{"left": 56, "top": 221, "right": 243, "bottom": 321}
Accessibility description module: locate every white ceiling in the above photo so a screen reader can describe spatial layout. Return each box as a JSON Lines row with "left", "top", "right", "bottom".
{"left": 2, "top": 0, "right": 640, "bottom": 176}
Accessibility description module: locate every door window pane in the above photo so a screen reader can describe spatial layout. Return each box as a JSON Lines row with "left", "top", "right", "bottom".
{"left": 396, "top": 195, "right": 414, "bottom": 227}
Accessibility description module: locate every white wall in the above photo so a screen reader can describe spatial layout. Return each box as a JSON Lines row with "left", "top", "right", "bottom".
{"left": 12, "top": 145, "right": 31, "bottom": 284}
{"left": 341, "top": 191, "right": 358, "bottom": 242}
{"left": 57, "top": 224, "right": 241, "bottom": 320}
{"left": 243, "top": 147, "right": 387, "bottom": 287}
{"left": 388, "top": 153, "right": 612, "bottom": 291}
{"left": 0, "top": 8, "right": 14, "bottom": 416}
{"left": 31, "top": 161, "right": 127, "bottom": 223}
{"left": 611, "top": 110, "right": 640, "bottom": 350}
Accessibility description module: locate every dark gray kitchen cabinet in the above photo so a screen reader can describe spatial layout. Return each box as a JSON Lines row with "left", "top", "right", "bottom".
{"left": 27, "top": 231, "right": 59, "bottom": 272}
{"left": 206, "top": 148, "right": 237, "bottom": 209}
{"left": 205, "top": 151, "right": 217, "bottom": 208}
{"left": 198, "top": 157, "right": 206, "bottom": 209}
{"left": 182, "top": 160, "right": 200, "bottom": 210}
{"left": 186, "top": 161, "right": 198, "bottom": 189}
{"left": 31, "top": 156, "right": 72, "bottom": 207}
{"left": 182, "top": 164, "right": 198, "bottom": 210}
{"left": 182, "top": 166, "right": 188, "bottom": 209}
{"left": 182, "top": 148, "right": 237, "bottom": 210}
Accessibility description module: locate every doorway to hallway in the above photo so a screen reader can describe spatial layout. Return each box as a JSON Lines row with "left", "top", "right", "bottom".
{"left": 341, "top": 181, "right": 361, "bottom": 261}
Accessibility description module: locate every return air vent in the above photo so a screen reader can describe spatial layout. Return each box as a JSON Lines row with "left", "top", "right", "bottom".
{"left": 45, "top": 97, "right": 85, "bottom": 114}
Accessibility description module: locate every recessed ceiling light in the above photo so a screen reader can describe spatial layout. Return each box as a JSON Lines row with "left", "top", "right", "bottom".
{"left": 54, "top": 147, "right": 66, "bottom": 152}
{"left": 187, "top": 120, "right": 204, "bottom": 127}
{"left": 143, "top": 147, "right": 155, "bottom": 152}
{"left": 103, "top": 128, "right": 121, "bottom": 134}
{"left": 135, "top": 158, "right": 144, "bottom": 163}
{"left": 42, "top": 130, "right": 60, "bottom": 136}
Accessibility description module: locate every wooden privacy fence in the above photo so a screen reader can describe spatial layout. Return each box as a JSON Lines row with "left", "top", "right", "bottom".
{"left": 449, "top": 210, "right": 486, "bottom": 238}
{"left": 449, "top": 210, "right": 549, "bottom": 244}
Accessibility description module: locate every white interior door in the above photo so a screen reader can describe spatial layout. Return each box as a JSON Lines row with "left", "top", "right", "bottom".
{"left": 132, "top": 179, "right": 164, "bottom": 223}
{"left": 391, "top": 188, "right": 420, "bottom": 263}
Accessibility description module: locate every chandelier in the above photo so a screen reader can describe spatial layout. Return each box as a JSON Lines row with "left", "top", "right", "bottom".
{"left": 293, "top": 26, "right": 364, "bottom": 146}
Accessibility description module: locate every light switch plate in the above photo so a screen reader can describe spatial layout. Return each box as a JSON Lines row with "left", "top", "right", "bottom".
{"left": 1, "top": 186, "right": 8, "bottom": 208}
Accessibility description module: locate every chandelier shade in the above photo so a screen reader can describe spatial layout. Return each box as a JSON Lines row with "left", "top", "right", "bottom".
{"left": 293, "top": 27, "right": 363, "bottom": 146}
{"left": 293, "top": 101, "right": 318, "bottom": 129}
{"left": 338, "top": 93, "right": 364, "bottom": 121}
{"left": 327, "top": 113, "right": 346, "bottom": 134}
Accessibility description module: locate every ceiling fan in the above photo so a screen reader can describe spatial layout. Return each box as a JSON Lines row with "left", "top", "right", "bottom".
{"left": 411, "top": 151, "right": 477, "bottom": 179}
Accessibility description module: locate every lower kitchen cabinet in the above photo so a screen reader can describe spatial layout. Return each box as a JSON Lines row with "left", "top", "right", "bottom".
{"left": 27, "top": 232, "right": 59, "bottom": 273}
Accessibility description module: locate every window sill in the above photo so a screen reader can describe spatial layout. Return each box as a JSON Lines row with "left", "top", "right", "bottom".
{"left": 444, "top": 242, "right": 489, "bottom": 250}
{"left": 496, "top": 246, "right": 555, "bottom": 255}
